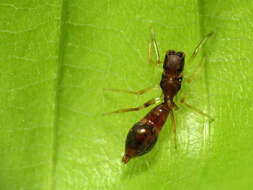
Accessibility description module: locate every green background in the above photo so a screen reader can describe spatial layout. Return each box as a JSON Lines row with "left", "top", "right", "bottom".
{"left": 0, "top": 0, "right": 253, "bottom": 189}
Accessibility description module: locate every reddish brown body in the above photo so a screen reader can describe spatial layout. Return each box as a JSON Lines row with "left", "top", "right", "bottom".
{"left": 103, "top": 31, "right": 214, "bottom": 163}
{"left": 160, "top": 50, "right": 185, "bottom": 103}
{"left": 122, "top": 103, "right": 170, "bottom": 163}
{"left": 122, "top": 50, "right": 185, "bottom": 163}
{"left": 117, "top": 31, "right": 215, "bottom": 163}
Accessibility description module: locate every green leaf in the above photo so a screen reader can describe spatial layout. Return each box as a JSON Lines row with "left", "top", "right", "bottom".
{"left": 0, "top": 0, "right": 252, "bottom": 190}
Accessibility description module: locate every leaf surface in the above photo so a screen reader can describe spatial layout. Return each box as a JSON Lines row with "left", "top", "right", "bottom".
{"left": 0, "top": 0, "right": 252, "bottom": 190}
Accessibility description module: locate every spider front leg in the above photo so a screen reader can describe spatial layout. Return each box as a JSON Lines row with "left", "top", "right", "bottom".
{"left": 187, "top": 30, "right": 215, "bottom": 65}
{"left": 148, "top": 28, "right": 161, "bottom": 65}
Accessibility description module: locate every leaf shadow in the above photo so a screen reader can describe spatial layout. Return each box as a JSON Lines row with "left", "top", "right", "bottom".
{"left": 120, "top": 147, "right": 163, "bottom": 179}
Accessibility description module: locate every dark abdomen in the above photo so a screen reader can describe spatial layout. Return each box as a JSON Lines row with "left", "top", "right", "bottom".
{"left": 122, "top": 103, "right": 170, "bottom": 163}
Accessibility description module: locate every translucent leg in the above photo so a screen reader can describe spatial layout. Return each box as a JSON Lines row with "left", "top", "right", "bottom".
{"left": 187, "top": 30, "right": 215, "bottom": 65}
{"left": 186, "top": 57, "right": 206, "bottom": 83}
{"left": 148, "top": 28, "right": 161, "bottom": 64}
{"left": 104, "top": 84, "right": 159, "bottom": 95}
{"left": 103, "top": 97, "right": 161, "bottom": 115}
{"left": 180, "top": 97, "right": 214, "bottom": 121}
{"left": 170, "top": 109, "right": 177, "bottom": 149}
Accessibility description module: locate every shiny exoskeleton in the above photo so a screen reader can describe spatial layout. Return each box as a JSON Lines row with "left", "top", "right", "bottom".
{"left": 122, "top": 51, "right": 185, "bottom": 163}
{"left": 160, "top": 50, "right": 185, "bottom": 103}
{"left": 108, "top": 31, "right": 215, "bottom": 164}
{"left": 122, "top": 103, "right": 170, "bottom": 163}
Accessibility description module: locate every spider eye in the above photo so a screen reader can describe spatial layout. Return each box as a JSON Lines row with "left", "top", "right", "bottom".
{"left": 167, "top": 50, "right": 175, "bottom": 55}
{"left": 176, "top": 52, "right": 184, "bottom": 57}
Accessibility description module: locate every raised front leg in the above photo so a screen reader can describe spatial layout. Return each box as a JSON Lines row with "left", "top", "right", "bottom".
{"left": 187, "top": 31, "right": 215, "bottom": 65}
{"left": 148, "top": 27, "right": 161, "bottom": 65}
